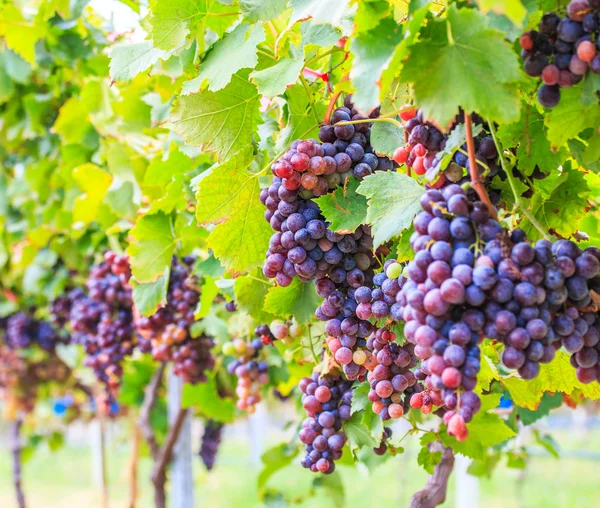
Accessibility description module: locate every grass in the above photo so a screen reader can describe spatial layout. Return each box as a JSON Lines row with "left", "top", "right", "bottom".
{"left": 0, "top": 420, "right": 599, "bottom": 507}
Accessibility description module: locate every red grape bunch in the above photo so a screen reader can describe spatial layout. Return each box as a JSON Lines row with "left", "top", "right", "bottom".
{"left": 136, "top": 257, "right": 215, "bottom": 384}
{"left": 6, "top": 312, "right": 66, "bottom": 352}
{"left": 567, "top": 310, "right": 600, "bottom": 383}
{"left": 223, "top": 334, "right": 270, "bottom": 413}
{"left": 520, "top": 0, "right": 600, "bottom": 108}
{"left": 299, "top": 370, "right": 353, "bottom": 474}
{"left": 199, "top": 420, "right": 224, "bottom": 471}
{"left": 68, "top": 251, "right": 135, "bottom": 407}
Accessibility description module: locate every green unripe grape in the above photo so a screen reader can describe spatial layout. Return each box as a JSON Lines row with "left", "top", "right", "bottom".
{"left": 222, "top": 342, "right": 236, "bottom": 356}
{"left": 386, "top": 262, "right": 403, "bottom": 279}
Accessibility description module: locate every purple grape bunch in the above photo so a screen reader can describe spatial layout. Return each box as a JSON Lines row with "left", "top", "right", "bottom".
{"left": 199, "top": 420, "right": 224, "bottom": 471}
{"left": 298, "top": 371, "right": 353, "bottom": 474}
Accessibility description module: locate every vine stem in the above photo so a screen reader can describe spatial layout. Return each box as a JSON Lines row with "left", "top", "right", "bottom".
{"left": 335, "top": 117, "right": 403, "bottom": 128}
{"left": 138, "top": 362, "right": 166, "bottom": 460}
{"left": 11, "top": 416, "right": 26, "bottom": 508}
{"left": 409, "top": 441, "right": 454, "bottom": 508}
{"left": 487, "top": 120, "right": 552, "bottom": 241}
{"left": 464, "top": 114, "right": 498, "bottom": 221}
{"left": 128, "top": 416, "right": 141, "bottom": 508}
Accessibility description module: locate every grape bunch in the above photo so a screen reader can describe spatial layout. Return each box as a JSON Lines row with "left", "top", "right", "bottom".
{"left": 223, "top": 336, "right": 270, "bottom": 413}
{"left": 199, "top": 420, "right": 224, "bottom": 471}
{"left": 68, "top": 251, "right": 135, "bottom": 406}
{"left": 298, "top": 370, "right": 353, "bottom": 474}
{"left": 5, "top": 312, "right": 65, "bottom": 352}
{"left": 520, "top": 0, "right": 600, "bottom": 108}
{"left": 136, "top": 257, "right": 215, "bottom": 384}
{"left": 373, "top": 426, "right": 394, "bottom": 455}
{"left": 365, "top": 327, "right": 421, "bottom": 420}
{"left": 256, "top": 320, "right": 304, "bottom": 346}
{"left": 566, "top": 310, "right": 600, "bottom": 383}
{"left": 393, "top": 108, "right": 501, "bottom": 196}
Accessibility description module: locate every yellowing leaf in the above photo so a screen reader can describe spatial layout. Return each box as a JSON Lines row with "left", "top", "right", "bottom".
{"left": 0, "top": 5, "right": 47, "bottom": 65}
{"left": 72, "top": 164, "right": 112, "bottom": 227}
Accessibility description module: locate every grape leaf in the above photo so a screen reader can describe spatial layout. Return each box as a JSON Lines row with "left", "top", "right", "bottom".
{"left": 357, "top": 171, "right": 425, "bottom": 247}
{"left": 181, "top": 377, "right": 235, "bottom": 421}
{"left": 401, "top": 5, "right": 524, "bottom": 128}
{"left": 108, "top": 41, "right": 170, "bottom": 83}
{"left": 580, "top": 69, "right": 600, "bottom": 107}
{"left": 349, "top": 18, "right": 403, "bottom": 114}
{"left": 497, "top": 103, "right": 568, "bottom": 175}
{"left": 475, "top": 0, "right": 527, "bottom": 26}
{"left": 354, "top": 0, "right": 392, "bottom": 34}
{"left": 520, "top": 168, "right": 590, "bottom": 239}
{"left": 314, "top": 178, "right": 368, "bottom": 233}
{"left": 148, "top": 0, "right": 238, "bottom": 51}
{"left": 234, "top": 269, "right": 276, "bottom": 323}
{"left": 361, "top": 405, "right": 383, "bottom": 442}
{"left": 545, "top": 85, "right": 600, "bottom": 147}
{"left": 257, "top": 443, "right": 298, "bottom": 494}
{"left": 417, "top": 446, "right": 442, "bottom": 474}
{"left": 72, "top": 164, "right": 113, "bottom": 227}
{"left": 126, "top": 212, "right": 176, "bottom": 283}
{"left": 370, "top": 121, "right": 404, "bottom": 158}
{"left": 434, "top": 122, "right": 482, "bottom": 172}
{"left": 0, "top": 5, "right": 47, "bottom": 65}
{"left": 52, "top": 97, "right": 91, "bottom": 144}
{"left": 344, "top": 411, "right": 378, "bottom": 452}
{"left": 568, "top": 138, "right": 600, "bottom": 173}
{"left": 350, "top": 382, "right": 370, "bottom": 415}
{"left": 516, "top": 392, "right": 563, "bottom": 426}
{"left": 250, "top": 50, "right": 305, "bottom": 98}
{"left": 314, "top": 471, "right": 345, "bottom": 508}
{"left": 169, "top": 72, "right": 261, "bottom": 162}
{"left": 144, "top": 145, "right": 195, "bottom": 187}
{"left": 183, "top": 23, "right": 265, "bottom": 93}
{"left": 264, "top": 279, "right": 320, "bottom": 324}
{"left": 394, "top": 227, "right": 414, "bottom": 263}
{"left": 206, "top": 178, "right": 272, "bottom": 272}
{"left": 131, "top": 272, "right": 169, "bottom": 317}
{"left": 300, "top": 23, "right": 342, "bottom": 47}
{"left": 241, "top": 0, "right": 288, "bottom": 22}
{"left": 276, "top": 83, "right": 326, "bottom": 150}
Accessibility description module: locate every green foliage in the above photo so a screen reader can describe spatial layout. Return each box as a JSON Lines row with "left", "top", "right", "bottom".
{"left": 314, "top": 178, "right": 368, "bottom": 233}
{"left": 264, "top": 279, "right": 321, "bottom": 324}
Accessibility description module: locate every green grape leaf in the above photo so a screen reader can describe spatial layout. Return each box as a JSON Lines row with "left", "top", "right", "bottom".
{"left": 131, "top": 272, "right": 169, "bottom": 317}
{"left": 183, "top": 23, "right": 265, "bottom": 93}
{"left": 234, "top": 269, "right": 276, "bottom": 323}
{"left": 108, "top": 41, "right": 170, "bottom": 82}
{"left": 533, "top": 430, "right": 560, "bottom": 458}
{"left": 127, "top": 212, "right": 176, "bottom": 283}
{"left": 344, "top": 411, "right": 379, "bottom": 453}
{"left": 52, "top": 97, "right": 90, "bottom": 144}
{"left": 497, "top": 104, "right": 568, "bottom": 175}
{"left": 313, "top": 472, "right": 345, "bottom": 508}
{"left": 434, "top": 122, "right": 482, "bottom": 172}
{"left": 580, "top": 69, "right": 600, "bottom": 107}
{"left": 196, "top": 275, "right": 219, "bottom": 319}
{"left": 257, "top": 443, "right": 299, "bottom": 494}
{"left": 250, "top": 50, "right": 305, "bottom": 98}
{"left": 241, "top": 0, "right": 289, "bottom": 22}
{"left": 350, "top": 381, "right": 370, "bottom": 415}
{"left": 181, "top": 377, "right": 235, "bottom": 422}
{"left": 349, "top": 18, "right": 403, "bottom": 114}
{"left": 516, "top": 392, "right": 563, "bottom": 426}
{"left": 0, "top": 5, "right": 47, "bottom": 65}
{"left": 568, "top": 138, "right": 600, "bottom": 173}
{"left": 520, "top": 168, "right": 590, "bottom": 239}
{"left": 370, "top": 121, "right": 404, "bottom": 158}
{"left": 289, "top": 0, "right": 355, "bottom": 29}
{"left": 148, "top": 0, "right": 238, "bottom": 51}
{"left": 276, "top": 83, "right": 326, "bottom": 150}
{"left": 475, "top": 0, "right": 527, "bottom": 26}
{"left": 545, "top": 85, "right": 600, "bottom": 146}
{"left": 72, "top": 164, "right": 113, "bottom": 227}
{"left": 357, "top": 171, "right": 425, "bottom": 247}
{"left": 314, "top": 178, "right": 368, "bottom": 233}
{"left": 401, "top": 5, "right": 524, "bottom": 127}
{"left": 354, "top": 0, "right": 392, "bottom": 34}
{"left": 361, "top": 405, "right": 384, "bottom": 443}
{"left": 144, "top": 146, "right": 195, "bottom": 187}
{"left": 300, "top": 22, "right": 342, "bottom": 47}
{"left": 394, "top": 226, "right": 414, "bottom": 263}
{"left": 264, "top": 279, "right": 320, "bottom": 324}
{"left": 417, "top": 446, "right": 442, "bottom": 474}
{"left": 169, "top": 72, "right": 261, "bottom": 162}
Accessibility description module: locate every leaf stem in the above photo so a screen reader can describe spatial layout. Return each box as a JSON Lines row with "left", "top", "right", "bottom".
{"left": 487, "top": 121, "right": 552, "bottom": 240}
{"left": 464, "top": 114, "right": 498, "bottom": 220}
{"left": 306, "top": 324, "right": 320, "bottom": 365}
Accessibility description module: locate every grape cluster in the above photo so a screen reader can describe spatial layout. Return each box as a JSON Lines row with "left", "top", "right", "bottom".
{"left": 136, "top": 257, "right": 215, "bottom": 384}
{"left": 393, "top": 108, "right": 501, "bottom": 196}
{"left": 365, "top": 328, "right": 421, "bottom": 420}
{"left": 298, "top": 370, "right": 353, "bottom": 474}
{"left": 5, "top": 312, "right": 65, "bottom": 352}
{"left": 373, "top": 426, "right": 394, "bottom": 455}
{"left": 68, "top": 251, "right": 135, "bottom": 406}
{"left": 567, "top": 310, "right": 600, "bottom": 383}
{"left": 224, "top": 336, "right": 270, "bottom": 413}
{"left": 199, "top": 420, "right": 224, "bottom": 471}
{"left": 261, "top": 97, "right": 391, "bottom": 287}
{"left": 520, "top": 0, "right": 600, "bottom": 108}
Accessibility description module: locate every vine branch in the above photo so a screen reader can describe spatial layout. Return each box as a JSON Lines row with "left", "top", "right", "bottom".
{"left": 487, "top": 120, "right": 552, "bottom": 241}
{"left": 465, "top": 114, "right": 498, "bottom": 221}
{"left": 138, "top": 362, "right": 166, "bottom": 460}
{"left": 409, "top": 441, "right": 455, "bottom": 508}
{"left": 11, "top": 416, "right": 26, "bottom": 508}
